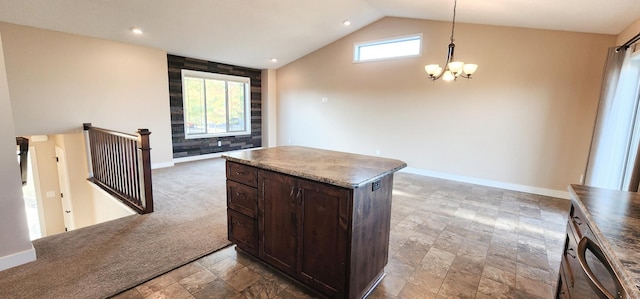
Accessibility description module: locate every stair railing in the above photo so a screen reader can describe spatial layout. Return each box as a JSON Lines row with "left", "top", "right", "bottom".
{"left": 83, "top": 123, "right": 153, "bottom": 214}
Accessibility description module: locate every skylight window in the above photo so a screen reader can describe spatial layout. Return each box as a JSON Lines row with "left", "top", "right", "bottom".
{"left": 354, "top": 34, "right": 422, "bottom": 63}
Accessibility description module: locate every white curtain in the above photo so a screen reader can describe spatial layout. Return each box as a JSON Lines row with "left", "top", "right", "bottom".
{"left": 585, "top": 47, "right": 640, "bottom": 190}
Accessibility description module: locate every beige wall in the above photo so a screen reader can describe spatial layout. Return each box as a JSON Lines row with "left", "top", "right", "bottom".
{"left": 90, "top": 184, "right": 135, "bottom": 224}
{"left": 54, "top": 133, "right": 96, "bottom": 229}
{"left": 277, "top": 17, "right": 616, "bottom": 193}
{"left": 0, "top": 22, "right": 173, "bottom": 167}
{"left": 0, "top": 33, "right": 34, "bottom": 270}
{"left": 29, "top": 137, "right": 66, "bottom": 236}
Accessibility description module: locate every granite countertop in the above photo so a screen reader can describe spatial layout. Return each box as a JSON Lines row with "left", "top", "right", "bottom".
{"left": 569, "top": 184, "right": 640, "bottom": 297}
{"left": 222, "top": 146, "right": 407, "bottom": 189}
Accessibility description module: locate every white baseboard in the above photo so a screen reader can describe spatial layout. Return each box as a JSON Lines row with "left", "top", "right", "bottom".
{"left": 151, "top": 161, "right": 175, "bottom": 169}
{"left": 173, "top": 147, "right": 264, "bottom": 164}
{"left": 0, "top": 246, "right": 36, "bottom": 271}
{"left": 173, "top": 152, "right": 225, "bottom": 163}
{"left": 400, "top": 167, "right": 570, "bottom": 199}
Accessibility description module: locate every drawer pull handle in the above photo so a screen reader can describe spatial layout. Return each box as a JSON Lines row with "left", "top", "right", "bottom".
{"left": 566, "top": 247, "right": 576, "bottom": 258}
{"left": 572, "top": 216, "right": 582, "bottom": 225}
{"left": 236, "top": 221, "right": 241, "bottom": 225}
{"left": 235, "top": 171, "right": 244, "bottom": 175}
{"left": 236, "top": 192, "right": 244, "bottom": 198}
{"left": 577, "top": 237, "right": 620, "bottom": 299}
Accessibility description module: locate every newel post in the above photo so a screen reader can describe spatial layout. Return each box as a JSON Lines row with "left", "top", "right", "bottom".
{"left": 138, "top": 128, "right": 154, "bottom": 213}
{"left": 83, "top": 123, "right": 94, "bottom": 178}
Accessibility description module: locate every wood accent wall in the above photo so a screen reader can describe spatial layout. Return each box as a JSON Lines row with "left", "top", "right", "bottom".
{"left": 167, "top": 54, "right": 262, "bottom": 158}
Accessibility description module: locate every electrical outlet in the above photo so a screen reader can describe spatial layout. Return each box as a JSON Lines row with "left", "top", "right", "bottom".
{"left": 372, "top": 180, "right": 381, "bottom": 191}
{"left": 375, "top": 149, "right": 381, "bottom": 156}
{"left": 217, "top": 140, "right": 222, "bottom": 147}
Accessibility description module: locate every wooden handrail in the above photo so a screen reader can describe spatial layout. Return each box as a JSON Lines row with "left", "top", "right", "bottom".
{"left": 83, "top": 123, "right": 154, "bottom": 214}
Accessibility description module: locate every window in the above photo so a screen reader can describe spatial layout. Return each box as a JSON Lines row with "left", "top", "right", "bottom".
{"left": 354, "top": 34, "right": 422, "bottom": 63}
{"left": 181, "top": 70, "right": 251, "bottom": 138}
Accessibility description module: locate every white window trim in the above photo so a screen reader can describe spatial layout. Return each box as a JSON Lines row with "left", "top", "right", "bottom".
{"left": 181, "top": 69, "right": 252, "bottom": 139}
{"left": 353, "top": 33, "right": 423, "bottom": 63}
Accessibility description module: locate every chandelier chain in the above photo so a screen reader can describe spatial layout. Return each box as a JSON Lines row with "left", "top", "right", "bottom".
{"left": 450, "top": 0, "right": 457, "bottom": 43}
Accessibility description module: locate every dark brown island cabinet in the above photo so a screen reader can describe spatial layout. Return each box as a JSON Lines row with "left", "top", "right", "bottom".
{"left": 556, "top": 185, "right": 640, "bottom": 299}
{"left": 223, "top": 146, "right": 406, "bottom": 299}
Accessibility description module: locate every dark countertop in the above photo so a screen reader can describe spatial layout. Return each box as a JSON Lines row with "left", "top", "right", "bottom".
{"left": 222, "top": 146, "right": 407, "bottom": 189}
{"left": 569, "top": 184, "right": 640, "bottom": 297}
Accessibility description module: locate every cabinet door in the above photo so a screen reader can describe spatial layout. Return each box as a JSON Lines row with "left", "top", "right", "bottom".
{"left": 228, "top": 209, "right": 258, "bottom": 255}
{"left": 297, "top": 178, "right": 350, "bottom": 296}
{"left": 258, "top": 170, "right": 298, "bottom": 276}
{"left": 556, "top": 262, "right": 571, "bottom": 299}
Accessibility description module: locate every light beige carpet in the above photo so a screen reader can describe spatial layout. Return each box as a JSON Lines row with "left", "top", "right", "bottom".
{"left": 0, "top": 158, "right": 230, "bottom": 299}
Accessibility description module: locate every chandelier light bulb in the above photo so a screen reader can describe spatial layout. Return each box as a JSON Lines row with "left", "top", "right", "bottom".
{"left": 448, "top": 61, "right": 464, "bottom": 74}
{"left": 463, "top": 64, "right": 478, "bottom": 75}
{"left": 443, "top": 71, "right": 455, "bottom": 81}
{"left": 425, "top": 64, "right": 443, "bottom": 76}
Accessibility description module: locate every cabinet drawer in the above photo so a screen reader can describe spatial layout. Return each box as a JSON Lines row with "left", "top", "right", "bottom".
{"left": 227, "top": 180, "right": 258, "bottom": 218}
{"left": 228, "top": 209, "right": 258, "bottom": 255}
{"left": 569, "top": 203, "right": 591, "bottom": 239}
{"left": 226, "top": 161, "right": 257, "bottom": 187}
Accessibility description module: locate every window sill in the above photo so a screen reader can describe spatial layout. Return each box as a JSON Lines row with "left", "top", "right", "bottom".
{"left": 185, "top": 132, "right": 251, "bottom": 140}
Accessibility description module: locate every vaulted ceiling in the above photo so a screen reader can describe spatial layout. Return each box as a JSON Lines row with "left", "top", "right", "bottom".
{"left": 0, "top": 0, "right": 638, "bottom": 69}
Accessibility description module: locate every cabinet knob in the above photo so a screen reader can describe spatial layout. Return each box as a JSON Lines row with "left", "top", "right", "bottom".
{"left": 235, "top": 171, "right": 244, "bottom": 175}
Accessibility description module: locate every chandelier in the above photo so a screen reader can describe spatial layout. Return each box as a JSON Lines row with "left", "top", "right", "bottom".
{"left": 424, "top": 0, "right": 478, "bottom": 81}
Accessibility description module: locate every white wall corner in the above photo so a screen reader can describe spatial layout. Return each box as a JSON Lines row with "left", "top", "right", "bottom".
{"left": 400, "top": 167, "right": 571, "bottom": 199}
{"left": 0, "top": 245, "right": 36, "bottom": 271}
{"left": 262, "top": 69, "right": 277, "bottom": 148}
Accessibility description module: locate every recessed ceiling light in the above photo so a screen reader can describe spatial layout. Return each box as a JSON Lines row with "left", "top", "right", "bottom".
{"left": 270, "top": 58, "right": 278, "bottom": 63}
{"left": 343, "top": 20, "right": 351, "bottom": 26}
{"left": 130, "top": 27, "right": 144, "bottom": 35}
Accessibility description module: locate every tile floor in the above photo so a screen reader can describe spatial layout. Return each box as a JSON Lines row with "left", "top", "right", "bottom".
{"left": 111, "top": 172, "right": 570, "bottom": 299}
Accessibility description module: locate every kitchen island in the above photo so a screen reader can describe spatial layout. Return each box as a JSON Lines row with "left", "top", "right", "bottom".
{"left": 223, "top": 146, "right": 406, "bottom": 299}
{"left": 557, "top": 184, "right": 640, "bottom": 298}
